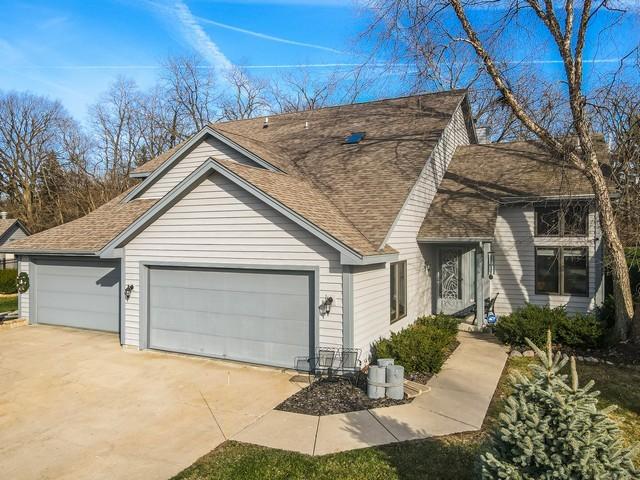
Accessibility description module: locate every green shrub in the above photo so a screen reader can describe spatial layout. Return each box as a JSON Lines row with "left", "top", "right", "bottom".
{"left": 495, "top": 303, "right": 605, "bottom": 349}
{"left": 0, "top": 269, "right": 17, "bottom": 294}
{"left": 415, "top": 313, "right": 459, "bottom": 335}
{"left": 556, "top": 313, "right": 605, "bottom": 348}
{"left": 372, "top": 315, "right": 458, "bottom": 375}
{"left": 595, "top": 294, "right": 616, "bottom": 329}
{"left": 494, "top": 304, "right": 566, "bottom": 348}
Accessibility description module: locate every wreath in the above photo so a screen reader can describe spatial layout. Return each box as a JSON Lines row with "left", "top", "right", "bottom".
{"left": 16, "top": 272, "right": 30, "bottom": 294}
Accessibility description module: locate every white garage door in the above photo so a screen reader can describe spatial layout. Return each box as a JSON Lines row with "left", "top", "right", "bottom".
{"left": 148, "top": 266, "right": 313, "bottom": 368}
{"left": 33, "top": 258, "right": 120, "bottom": 332}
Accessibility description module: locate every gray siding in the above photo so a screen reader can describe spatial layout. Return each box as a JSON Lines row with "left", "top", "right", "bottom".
{"left": 491, "top": 205, "right": 603, "bottom": 314}
{"left": 124, "top": 173, "right": 343, "bottom": 348}
{"left": 140, "top": 136, "right": 260, "bottom": 199}
{"left": 351, "top": 105, "right": 470, "bottom": 358}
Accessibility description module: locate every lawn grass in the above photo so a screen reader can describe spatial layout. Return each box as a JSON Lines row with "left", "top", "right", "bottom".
{"left": 0, "top": 294, "right": 17, "bottom": 313}
{"left": 172, "top": 358, "right": 640, "bottom": 480}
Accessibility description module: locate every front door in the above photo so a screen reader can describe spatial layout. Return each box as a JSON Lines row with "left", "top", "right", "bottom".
{"left": 437, "top": 247, "right": 475, "bottom": 315}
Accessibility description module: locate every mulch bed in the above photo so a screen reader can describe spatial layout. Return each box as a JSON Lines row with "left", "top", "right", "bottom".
{"left": 276, "top": 376, "right": 412, "bottom": 416}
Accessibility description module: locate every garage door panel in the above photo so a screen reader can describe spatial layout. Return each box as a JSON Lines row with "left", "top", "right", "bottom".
{"left": 151, "top": 288, "right": 309, "bottom": 321}
{"left": 148, "top": 267, "right": 312, "bottom": 368}
{"left": 35, "top": 259, "right": 120, "bottom": 333}
{"left": 151, "top": 310, "right": 309, "bottom": 345}
{"left": 150, "top": 329, "right": 309, "bottom": 366}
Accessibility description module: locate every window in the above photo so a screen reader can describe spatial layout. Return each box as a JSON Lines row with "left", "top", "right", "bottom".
{"left": 535, "top": 247, "right": 588, "bottom": 296}
{"left": 535, "top": 203, "right": 588, "bottom": 237}
{"left": 390, "top": 261, "right": 407, "bottom": 323}
{"left": 563, "top": 248, "right": 588, "bottom": 295}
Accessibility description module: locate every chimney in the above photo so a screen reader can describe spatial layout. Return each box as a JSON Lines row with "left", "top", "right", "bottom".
{"left": 475, "top": 126, "right": 490, "bottom": 144}
{"left": 0, "top": 212, "right": 7, "bottom": 220}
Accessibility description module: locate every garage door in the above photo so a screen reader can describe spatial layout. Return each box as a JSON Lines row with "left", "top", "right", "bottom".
{"left": 34, "top": 258, "right": 120, "bottom": 332}
{"left": 148, "top": 267, "right": 313, "bottom": 368}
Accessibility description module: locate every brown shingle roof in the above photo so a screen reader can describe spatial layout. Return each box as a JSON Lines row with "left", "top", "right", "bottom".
{"left": 133, "top": 142, "right": 186, "bottom": 174}
{"left": 216, "top": 159, "right": 394, "bottom": 257}
{"left": 135, "top": 90, "right": 470, "bottom": 248}
{"left": 1, "top": 191, "right": 157, "bottom": 254}
{"left": 418, "top": 139, "right": 607, "bottom": 240}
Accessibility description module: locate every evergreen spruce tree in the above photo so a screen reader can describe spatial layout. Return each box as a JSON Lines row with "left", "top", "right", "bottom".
{"left": 481, "top": 330, "right": 638, "bottom": 479}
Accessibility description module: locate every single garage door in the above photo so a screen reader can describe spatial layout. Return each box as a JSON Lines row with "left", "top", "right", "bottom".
{"left": 148, "top": 266, "right": 313, "bottom": 368}
{"left": 33, "top": 258, "right": 120, "bottom": 332}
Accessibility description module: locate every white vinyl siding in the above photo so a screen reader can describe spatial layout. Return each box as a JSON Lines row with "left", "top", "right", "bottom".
{"left": 491, "top": 205, "right": 603, "bottom": 315}
{"left": 18, "top": 257, "right": 29, "bottom": 320}
{"left": 140, "top": 136, "right": 261, "bottom": 199}
{"left": 352, "top": 263, "right": 389, "bottom": 358}
{"left": 124, "top": 173, "right": 343, "bottom": 349}
{"left": 351, "top": 105, "right": 470, "bottom": 358}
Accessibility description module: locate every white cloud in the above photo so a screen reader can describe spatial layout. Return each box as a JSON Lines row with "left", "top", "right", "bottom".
{"left": 172, "top": 0, "right": 233, "bottom": 71}
{"left": 195, "top": 16, "right": 344, "bottom": 54}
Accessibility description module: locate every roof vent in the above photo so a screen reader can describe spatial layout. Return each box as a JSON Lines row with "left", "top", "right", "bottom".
{"left": 0, "top": 212, "right": 7, "bottom": 220}
{"left": 304, "top": 121, "right": 309, "bottom": 129}
{"left": 263, "top": 117, "right": 269, "bottom": 128}
{"left": 344, "top": 132, "right": 366, "bottom": 144}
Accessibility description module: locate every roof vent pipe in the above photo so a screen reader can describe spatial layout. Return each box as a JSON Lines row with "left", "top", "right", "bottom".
{"left": 304, "top": 121, "right": 309, "bottom": 129}
{"left": 263, "top": 117, "right": 269, "bottom": 128}
{"left": 0, "top": 212, "right": 7, "bottom": 220}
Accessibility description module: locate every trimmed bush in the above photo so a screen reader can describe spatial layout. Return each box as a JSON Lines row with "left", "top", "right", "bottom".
{"left": 495, "top": 303, "right": 605, "bottom": 349}
{"left": 0, "top": 269, "right": 17, "bottom": 294}
{"left": 415, "top": 313, "right": 459, "bottom": 335}
{"left": 372, "top": 315, "right": 458, "bottom": 375}
{"left": 494, "top": 304, "right": 565, "bottom": 348}
{"left": 556, "top": 313, "right": 605, "bottom": 348}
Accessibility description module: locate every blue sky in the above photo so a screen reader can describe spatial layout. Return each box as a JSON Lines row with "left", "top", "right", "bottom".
{"left": 0, "top": 0, "right": 637, "bottom": 122}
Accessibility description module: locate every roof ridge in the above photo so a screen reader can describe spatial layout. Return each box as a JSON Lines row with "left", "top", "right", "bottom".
{"left": 211, "top": 89, "right": 469, "bottom": 127}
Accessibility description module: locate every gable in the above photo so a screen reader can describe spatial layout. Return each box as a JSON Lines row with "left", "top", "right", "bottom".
{"left": 129, "top": 173, "right": 342, "bottom": 263}
{"left": 138, "top": 134, "right": 264, "bottom": 200}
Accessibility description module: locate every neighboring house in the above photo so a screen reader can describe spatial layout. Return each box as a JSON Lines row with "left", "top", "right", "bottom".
{"left": 0, "top": 90, "right": 608, "bottom": 368}
{"left": 0, "top": 212, "right": 29, "bottom": 270}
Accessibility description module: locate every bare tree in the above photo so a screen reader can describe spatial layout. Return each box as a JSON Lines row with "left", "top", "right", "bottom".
{"left": 89, "top": 77, "right": 141, "bottom": 195}
{"left": 365, "top": 0, "right": 639, "bottom": 340}
{"left": 593, "top": 83, "right": 640, "bottom": 250}
{"left": 162, "top": 54, "right": 220, "bottom": 132}
{"left": 0, "top": 91, "right": 78, "bottom": 230}
{"left": 268, "top": 70, "right": 339, "bottom": 113}
{"left": 220, "top": 68, "right": 269, "bottom": 121}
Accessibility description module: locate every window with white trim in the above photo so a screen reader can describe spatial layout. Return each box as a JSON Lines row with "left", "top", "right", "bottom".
{"left": 390, "top": 261, "right": 407, "bottom": 323}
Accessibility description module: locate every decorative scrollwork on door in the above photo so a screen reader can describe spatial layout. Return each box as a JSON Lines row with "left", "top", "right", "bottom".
{"left": 440, "top": 249, "right": 461, "bottom": 307}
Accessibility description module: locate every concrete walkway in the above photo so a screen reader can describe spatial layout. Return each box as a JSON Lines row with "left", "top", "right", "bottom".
{"left": 233, "top": 331, "right": 508, "bottom": 455}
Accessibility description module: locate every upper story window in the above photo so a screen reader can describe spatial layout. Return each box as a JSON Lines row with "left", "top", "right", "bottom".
{"left": 390, "top": 260, "right": 407, "bottom": 324}
{"left": 535, "top": 203, "right": 588, "bottom": 237}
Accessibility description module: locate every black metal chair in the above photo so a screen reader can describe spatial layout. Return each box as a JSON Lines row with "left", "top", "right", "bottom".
{"left": 337, "top": 348, "right": 363, "bottom": 386}
{"left": 473, "top": 293, "right": 499, "bottom": 323}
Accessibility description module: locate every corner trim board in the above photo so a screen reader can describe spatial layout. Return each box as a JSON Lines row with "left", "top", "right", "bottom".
{"left": 342, "top": 265, "right": 354, "bottom": 349}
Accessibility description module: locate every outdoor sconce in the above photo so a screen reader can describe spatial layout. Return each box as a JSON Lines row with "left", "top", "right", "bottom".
{"left": 124, "top": 284, "right": 134, "bottom": 300}
{"left": 320, "top": 296, "right": 334, "bottom": 316}
{"left": 488, "top": 251, "right": 496, "bottom": 279}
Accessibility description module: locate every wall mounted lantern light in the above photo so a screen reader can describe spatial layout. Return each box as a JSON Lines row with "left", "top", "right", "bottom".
{"left": 124, "top": 284, "right": 134, "bottom": 300}
{"left": 320, "top": 295, "right": 334, "bottom": 316}
{"left": 487, "top": 251, "right": 496, "bottom": 279}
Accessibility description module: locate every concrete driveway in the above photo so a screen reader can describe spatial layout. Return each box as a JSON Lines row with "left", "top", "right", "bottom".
{"left": 0, "top": 325, "right": 304, "bottom": 480}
